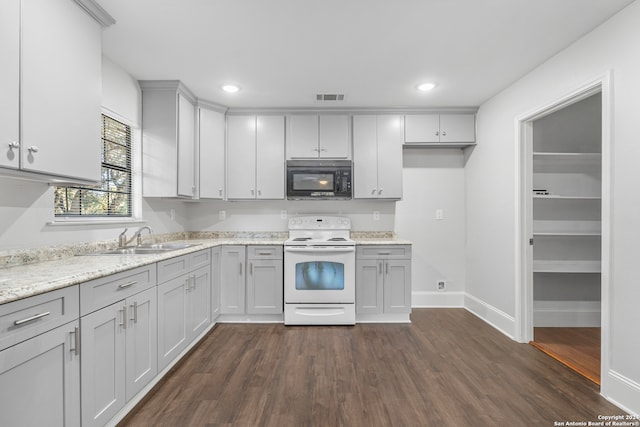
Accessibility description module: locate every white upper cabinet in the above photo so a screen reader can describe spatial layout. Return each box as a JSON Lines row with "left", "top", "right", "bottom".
{"left": 198, "top": 106, "right": 226, "bottom": 199}
{"left": 287, "top": 115, "right": 350, "bottom": 159}
{"left": 353, "top": 115, "right": 403, "bottom": 199}
{"left": 227, "top": 115, "right": 285, "bottom": 200}
{"left": 1, "top": 0, "right": 111, "bottom": 184}
{"left": 0, "top": 0, "right": 19, "bottom": 170}
{"left": 404, "top": 114, "right": 475, "bottom": 146}
{"left": 140, "top": 81, "right": 197, "bottom": 198}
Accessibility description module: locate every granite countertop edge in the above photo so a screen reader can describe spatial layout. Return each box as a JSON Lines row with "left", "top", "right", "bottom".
{"left": 0, "top": 237, "right": 411, "bottom": 305}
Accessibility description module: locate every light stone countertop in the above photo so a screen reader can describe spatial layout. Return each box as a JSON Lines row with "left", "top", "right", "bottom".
{"left": 0, "top": 235, "right": 411, "bottom": 305}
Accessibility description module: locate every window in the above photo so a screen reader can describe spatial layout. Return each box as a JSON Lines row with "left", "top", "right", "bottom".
{"left": 54, "top": 114, "right": 132, "bottom": 217}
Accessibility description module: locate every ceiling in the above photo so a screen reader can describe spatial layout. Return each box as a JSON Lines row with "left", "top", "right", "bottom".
{"left": 96, "top": 0, "right": 635, "bottom": 110}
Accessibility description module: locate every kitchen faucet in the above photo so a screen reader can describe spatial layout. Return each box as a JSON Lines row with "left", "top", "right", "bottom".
{"left": 118, "top": 226, "right": 153, "bottom": 247}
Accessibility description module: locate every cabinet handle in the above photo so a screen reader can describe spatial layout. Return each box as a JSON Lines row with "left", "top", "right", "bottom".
{"left": 70, "top": 326, "right": 80, "bottom": 356}
{"left": 239, "top": 262, "right": 243, "bottom": 276}
{"left": 378, "top": 251, "right": 391, "bottom": 255}
{"left": 378, "top": 188, "right": 383, "bottom": 195}
{"left": 118, "top": 281, "right": 137, "bottom": 289}
{"left": 219, "top": 189, "right": 223, "bottom": 196}
{"left": 435, "top": 131, "right": 439, "bottom": 136}
{"left": 14, "top": 311, "right": 51, "bottom": 326}
{"left": 385, "top": 262, "right": 389, "bottom": 275}
{"left": 378, "top": 262, "right": 383, "bottom": 275}
{"left": 28, "top": 145, "right": 39, "bottom": 153}
{"left": 258, "top": 251, "right": 271, "bottom": 255}
{"left": 258, "top": 189, "right": 262, "bottom": 196}
{"left": 319, "top": 148, "right": 327, "bottom": 152}
{"left": 249, "top": 262, "right": 253, "bottom": 275}
{"left": 251, "top": 189, "right": 255, "bottom": 196}
{"left": 442, "top": 130, "right": 447, "bottom": 137}
{"left": 8, "top": 141, "right": 19, "bottom": 149}
{"left": 191, "top": 274, "right": 196, "bottom": 290}
{"left": 119, "top": 305, "right": 127, "bottom": 329}
{"left": 371, "top": 189, "right": 376, "bottom": 195}
{"left": 130, "top": 301, "right": 138, "bottom": 323}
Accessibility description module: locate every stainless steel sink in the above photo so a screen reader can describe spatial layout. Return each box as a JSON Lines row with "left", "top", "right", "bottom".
{"left": 88, "top": 243, "right": 200, "bottom": 255}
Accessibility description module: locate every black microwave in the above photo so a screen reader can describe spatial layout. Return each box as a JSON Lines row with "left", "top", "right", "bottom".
{"left": 286, "top": 160, "right": 352, "bottom": 200}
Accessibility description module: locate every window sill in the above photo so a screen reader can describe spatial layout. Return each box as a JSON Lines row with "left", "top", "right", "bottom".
{"left": 47, "top": 218, "right": 147, "bottom": 227}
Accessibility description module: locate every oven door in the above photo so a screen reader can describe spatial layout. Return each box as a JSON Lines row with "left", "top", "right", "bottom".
{"left": 284, "top": 246, "right": 355, "bottom": 303}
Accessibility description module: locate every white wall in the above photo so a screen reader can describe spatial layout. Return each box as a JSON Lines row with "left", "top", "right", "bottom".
{"left": 466, "top": 0, "right": 640, "bottom": 412}
{"left": 396, "top": 148, "right": 466, "bottom": 305}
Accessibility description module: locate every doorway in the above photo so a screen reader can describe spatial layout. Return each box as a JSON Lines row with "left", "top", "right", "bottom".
{"left": 517, "top": 76, "right": 612, "bottom": 389}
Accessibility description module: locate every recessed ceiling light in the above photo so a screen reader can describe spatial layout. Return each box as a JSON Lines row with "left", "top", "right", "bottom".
{"left": 417, "top": 82, "right": 437, "bottom": 92}
{"left": 222, "top": 84, "right": 240, "bottom": 93}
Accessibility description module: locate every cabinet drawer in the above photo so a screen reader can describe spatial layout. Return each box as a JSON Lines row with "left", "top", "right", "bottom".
{"left": 189, "top": 249, "right": 211, "bottom": 271}
{"left": 356, "top": 245, "right": 411, "bottom": 259}
{"left": 157, "top": 254, "right": 189, "bottom": 284}
{"left": 80, "top": 265, "right": 156, "bottom": 316}
{"left": 0, "top": 285, "right": 79, "bottom": 351}
{"left": 247, "top": 245, "right": 283, "bottom": 260}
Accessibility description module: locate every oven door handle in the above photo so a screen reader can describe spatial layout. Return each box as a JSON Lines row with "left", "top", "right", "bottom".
{"left": 285, "top": 246, "right": 355, "bottom": 253}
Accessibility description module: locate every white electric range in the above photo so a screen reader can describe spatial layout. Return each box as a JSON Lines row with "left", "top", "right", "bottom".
{"left": 283, "top": 216, "right": 356, "bottom": 325}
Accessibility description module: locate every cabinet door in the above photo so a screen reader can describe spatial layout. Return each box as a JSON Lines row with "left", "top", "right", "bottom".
{"left": 211, "top": 247, "right": 221, "bottom": 319}
{"left": 383, "top": 260, "right": 412, "bottom": 313}
{"left": 0, "top": 0, "right": 19, "bottom": 169}
{"left": 353, "top": 115, "right": 379, "bottom": 199}
{"left": 125, "top": 287, "right": 157, "bottom": 401}
{"left": 157, "top": 276, "right": 188, "bottom": 370}
{"left": 319, "top": 115, "right": 350, "bottom": 158}
{"left": 220, "top": 246, "right": 246, "bottom": 314}
{"left": 177, "top": 93, "right": 196, "bottom": 197}
{"left": 0, "top": 320, "right": 80, "bottom": 427}
{"left": 356, "top": 259, "right": 383, "bottom": 314}
{"left": 188, "top": 265, "right": 211, "bottom": 340}
{"left": 404, "top": 114, "right": 439, "bottom": 143}
{"left": 21, "top": 0, "right": 102, "bottom": 182}
{"left": 287, "top": 115, "right": 319, "bottom": 158}
{"left": 256, "top": 115, "right": 285, "bottom": 199}
{"left": 199, "top": 107, "right": 226, "bottom": 199}
{"left": 81, "top": 302, "right": 126, "bottom": 427}
{"left": 439, "top": 114, "right": 475, "bottom": 143}
{"left": 376, "top": 115, "right": 403, "bottom": 199}
{"left": 227, "top": 115, "right": 257, "bottom": 199}
{"left": 247, "top": 259, "right": 283, "bottom": 314}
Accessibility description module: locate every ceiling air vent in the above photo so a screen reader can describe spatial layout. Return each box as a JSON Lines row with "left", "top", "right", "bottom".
{"left": 316, "top": 93, "right": 345, "bottom": 101}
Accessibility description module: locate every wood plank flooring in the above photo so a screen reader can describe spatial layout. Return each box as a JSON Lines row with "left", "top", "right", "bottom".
{"left": 531, "top": 327, "right": 601, "bottom": 385}
{"left": 120, "top": 309, "right": 622, "bottom": 426}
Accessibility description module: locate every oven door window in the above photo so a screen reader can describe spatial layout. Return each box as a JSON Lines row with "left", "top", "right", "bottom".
{"left": 295, "top": 261, "right": 344, "bottom": 290}
{"left": 292, "top": 173, "right": 334, "bottom": 191}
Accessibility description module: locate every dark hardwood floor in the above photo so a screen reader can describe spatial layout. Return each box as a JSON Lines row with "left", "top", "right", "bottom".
{"left": 120, "top": 309, "right": 622, "bottom": 426}
{"left": 531, "top": 327, "right": 601, "bottom": 384}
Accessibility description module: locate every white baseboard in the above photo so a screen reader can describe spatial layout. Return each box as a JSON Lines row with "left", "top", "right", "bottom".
{"left": 604, "top": 370, "right": 640, "bottom": 416}
{"left": 533, "top": 300, "right": 601, "bottom": 327}
{"left": 464, "top": 293, "right": 516, "bottom": 339}
{"left": 412, "top": 291, "right": 465, "bottom": 307}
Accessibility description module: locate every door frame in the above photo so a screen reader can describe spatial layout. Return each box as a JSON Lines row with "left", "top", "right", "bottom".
{"left": 514, "top": 72, "right": 613, "bottom": 392}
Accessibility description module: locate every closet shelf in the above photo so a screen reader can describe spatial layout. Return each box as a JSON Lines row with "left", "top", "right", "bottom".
{"left": 533, "top": 260, "right": 601, "bottom": 273}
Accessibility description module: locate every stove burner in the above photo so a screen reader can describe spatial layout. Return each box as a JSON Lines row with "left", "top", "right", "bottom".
{"left": 328, "top": 237, "right": 347, "bottom": 241}
{"left": 293, "top": 237, "right": 312, "bottom": 241}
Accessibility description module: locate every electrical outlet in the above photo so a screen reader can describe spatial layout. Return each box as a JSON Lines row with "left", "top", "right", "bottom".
{"left": 219, "top": 210, "right": 226, "bottom": 220}
{"left": 437, "top": 280, "right": 446, "bottom": 292}
{"left": 281, "top": 210, "right": 288, "bottom": 220}
{"left": 373, "top": 211, "right": 380, "bottom": 221}
{"left": 169, "top": 209, "right": 176, "bottom": 220}
{"left": 435, "top": 209, "right": 444, "bottom": 220}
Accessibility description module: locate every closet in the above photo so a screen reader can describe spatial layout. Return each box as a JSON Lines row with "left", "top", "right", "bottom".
{"left": 530, "top": 92, "right": 602, "bottom": 383}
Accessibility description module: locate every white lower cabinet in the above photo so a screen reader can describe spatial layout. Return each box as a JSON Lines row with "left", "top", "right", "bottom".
{"left": 356, "top": 245, "right": 412, "bottom": 317}
{"left": 0, "top": 320, "right": 80, "bottom": 427}
{"left": 81, "top": 286, "right": 157, "bottom": 427}
{"left": 157, "top": 250, "right": 211, "bottom": 371}
{"left": 220, "top": 246, "right": 246, "bottom": 314}
{"left": 247, "top": 246, "right": 283, "bottom": 314}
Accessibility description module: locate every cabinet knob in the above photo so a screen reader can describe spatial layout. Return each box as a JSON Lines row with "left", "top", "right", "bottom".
{"left": 371, "top": 189, "right": 376, "bottom": 195}
{"left": 28, "top": 145, "right": 39, "bottom": 153}
{"left": 378, "top": 188, "right": 383, "bottom": 195}
{"left": 441, "top": 131, "right": 447, "bottom": 137}
{"left": 435, "top": 131, "right": 439, "bottom": 136}
{"left": 8, "top": 141, "right": 19, "bottom": 149}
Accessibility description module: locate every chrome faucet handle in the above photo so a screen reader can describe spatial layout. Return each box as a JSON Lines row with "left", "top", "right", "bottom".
{"left": 118, "top": 228, "right": 128, "bottom": 247}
